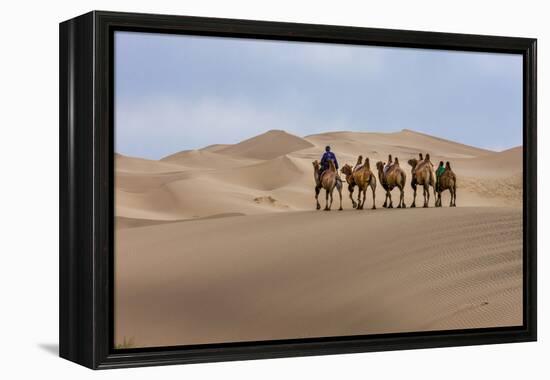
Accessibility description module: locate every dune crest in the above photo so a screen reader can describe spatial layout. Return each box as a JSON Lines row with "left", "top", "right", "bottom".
{"left": 217, "top": 129, "right": 314, "bottom": 159}
{"left": 161, "top": 149, "right": 260, "bottom": 169}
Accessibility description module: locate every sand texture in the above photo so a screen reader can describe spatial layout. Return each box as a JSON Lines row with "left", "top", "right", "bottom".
{"left": 115, "top": 129, "right": 523, "bottom": 347}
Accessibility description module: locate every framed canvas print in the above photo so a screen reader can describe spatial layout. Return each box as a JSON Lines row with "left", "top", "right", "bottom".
{"left": 59, "top": 11, "right": 537, "bottom": 369}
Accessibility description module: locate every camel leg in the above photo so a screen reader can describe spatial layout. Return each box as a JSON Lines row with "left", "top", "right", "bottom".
{"left": 361, "top": 189, "right": 367, "bottom": 209}
{"left": 397, "top": 187, "right": 403, "bottom": 208}
{"left": 338, "top": 186, "right": 343, "bottom": 211}
{"left": 388, "top": 191, "right": 393, "bottom": 208}
{"left": 371, "top": 183, "right": 376, "bottom": 209}
{"left": 410, "top": 183, "right": 417, "bottom": 208}
{"left": 396, "top": 188, "right": 402, "bottom": 208}
{"left": 315, "top": 186, "right": 321, "bottom": 210}
{"left": 356, "top": 188, "right": 362, "bottom": 208}
{"left": 324, "top": 189, "right": 330, "bottom": 210}
{"left": 382, "top": 189, "right": 388, "bottom": 208}
{"left": 329, "top": 189, "right": 334, "bottom": 210}
{"left": 423, "top": 184, "right": 429, "bottom": 208}
{"left": 400, "top": 186, "right": 406, "bottom": 208}
{"left": 348, "top": 185, "right": 357, "bottom": 208}
{"left": 422, "top": 186, "right": 427, "bottom": 207}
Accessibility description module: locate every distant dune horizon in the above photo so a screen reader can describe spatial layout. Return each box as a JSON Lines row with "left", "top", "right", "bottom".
{"left": 117, "top": 128, "right": 520, "bottom": 161}
{"left": 115, "top": 128, "right": 522, "bottom": 226}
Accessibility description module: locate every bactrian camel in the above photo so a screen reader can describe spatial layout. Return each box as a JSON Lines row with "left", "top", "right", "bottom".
{"left": 312, "top": 159, "right": 343, "bottom": 211}
{"left": 435, "top": 161, "right": 457, "bottom": 207}
{"left": 376, "top": 157, "right": 407, "bottom": 208}
{"left": 407, "top": 153, "right": 436, "bottom": 208}
{"left": 341, "top": 155, "right": 376, "bottom": 210}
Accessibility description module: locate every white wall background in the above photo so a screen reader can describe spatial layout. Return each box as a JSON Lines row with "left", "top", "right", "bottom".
{"left": 0, "top": 0, "right": 546, "bottom": 378}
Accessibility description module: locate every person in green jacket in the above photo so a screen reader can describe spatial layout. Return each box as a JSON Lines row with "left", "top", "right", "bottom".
{"left": 435, "top": 161, "right": 445, "bottom": 192}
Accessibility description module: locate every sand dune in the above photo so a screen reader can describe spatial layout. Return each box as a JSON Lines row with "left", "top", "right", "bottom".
{"left": 116, "top": 153, "right": 186, "bottom": 173}
{"left": 115, "top": 128, "right": 523, "bottom": 348}
{"left": 200, "top": 143, "right": 232, "bottom": 153}
{"left": 450, "top": 146, "right": 522, "bottom": 178}
{"left": 305, "top": 129, "right": 493, "bottom": 159}
{"left": 161, "top": 149, "right": 260, "bottom": 169}
{"left": 115, "top": 207, "right": 522, "bottom": 347}
{"left": 217, "top": 129, "right": 314, "bottom": 159}
{"left": 214, "top": 155, "right": 304, "bottom": 191}
{"left": 116, "top": 129, "right": 522, "bottom": 222}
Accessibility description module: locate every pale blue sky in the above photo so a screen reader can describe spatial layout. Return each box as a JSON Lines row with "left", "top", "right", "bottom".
{"left": 115, "top": 31, "right": 523, "bottom": 160}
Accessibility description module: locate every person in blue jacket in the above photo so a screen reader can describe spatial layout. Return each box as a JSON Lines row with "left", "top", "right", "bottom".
{"left": 320, "top": 145, "right": 339, "bottom": 179}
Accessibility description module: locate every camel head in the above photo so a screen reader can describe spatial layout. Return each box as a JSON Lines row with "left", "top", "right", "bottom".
{"left": 408, "top": 158, "right": 418, "bottom": 168}
{"left": 312, "top": 160, "right": 321, "bottom": 185}
{"left": 356, "top": 155, "right": 363, "bottom": 166}
{"left": 445, "top": 161, "right": 452, "bottom": 170}
{"left": 341, "top": 164, "right": 353, "bottom": 176}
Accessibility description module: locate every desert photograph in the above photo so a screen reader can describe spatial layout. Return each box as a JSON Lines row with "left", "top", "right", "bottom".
{"left": 113, "top": 31, "right": 523, "bottom": 348}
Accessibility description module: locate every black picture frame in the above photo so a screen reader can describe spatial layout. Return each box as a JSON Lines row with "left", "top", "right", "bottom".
{"left": 59, "top": 10, "right": 537, "bottom": 369}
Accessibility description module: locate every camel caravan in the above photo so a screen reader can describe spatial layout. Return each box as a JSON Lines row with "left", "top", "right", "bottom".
{"left": 313, "top": 152, "right": 457, "bottom": 211}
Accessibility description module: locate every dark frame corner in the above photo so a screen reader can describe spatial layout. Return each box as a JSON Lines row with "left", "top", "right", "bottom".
{"left": 60, "top": 10, "right": 537, "bottom": 369}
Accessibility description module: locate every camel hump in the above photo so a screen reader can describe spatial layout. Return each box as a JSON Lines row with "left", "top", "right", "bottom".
{"left": 364, "top": 157, "right": 370, "bottom": 169}
{"left": 394, "top": 157, "right": 399, "bottom": 166}
{"left": 445, "top": 161, "right": 452, "bottom": 170}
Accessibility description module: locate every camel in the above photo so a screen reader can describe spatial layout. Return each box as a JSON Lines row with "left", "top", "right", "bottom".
{"left": 341, "top": 155, "right": 376, "bottom": 210}
{"left": 312, "top": 159, "right": 343, "bottom": 211}
{"left": 376, "top": 157, "right": 406, "bottom": 208}
{"left": 407, "top": 153, "right": 436, "bottom": 208}
{"left": 435, "top": 161, "right": 457, "bottom": 207}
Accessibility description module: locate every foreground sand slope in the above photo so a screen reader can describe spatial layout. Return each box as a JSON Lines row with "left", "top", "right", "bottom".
{"left": 115, "top": 207, "right": 522, "bottom": 347}
{"left": 115, "top": 129, "right": 523, "bottom": 225}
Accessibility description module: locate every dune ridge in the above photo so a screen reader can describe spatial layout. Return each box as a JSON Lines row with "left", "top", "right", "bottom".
{"left": 216, "top": 129, "right": 315, "bottom": 159}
